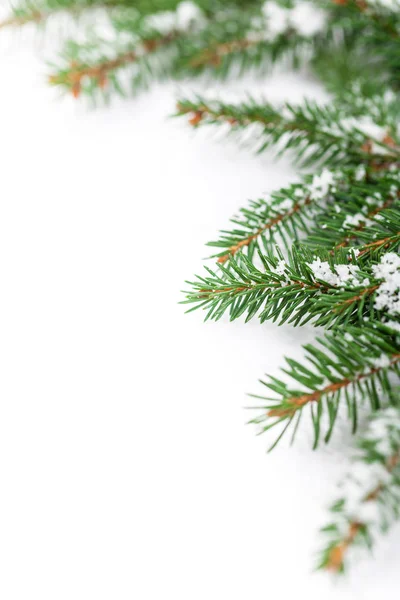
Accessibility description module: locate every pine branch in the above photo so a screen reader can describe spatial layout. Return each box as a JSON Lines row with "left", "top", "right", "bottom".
{"left": 319, "top": 406, "right": 400, "bottom": 573}
{"left": 182, "top": 29, "right": 313, "bottom": 75}
{"left": 0, "top": 0, "right": 212, "bottom": 29}
{"left": 356, "top": 209, "right": 400, "bottom": 259}
{"left": 48, "top": 31, "right": 180, "bottom": 98}
{"left": 207, "top": 166, "right": 400, "bottom": 264}
{"left": 184, "top": 246, "right": 400, "bottom": 329}
{"left": 208, "top": 169, "right": 341, "bottom": 264}
{"left": 249, "top": 325, "right": 400, "bottom": 448}
{"left": 0, "top": 0, "right": 125, "bottom": 28}
{"left": 176, "top": 96, "right": 400, "bottom": 167}
{"left": 304, "top": 173, "right": 400, "bottom": 251}
{"left": 45, "top": 1, "right": 326, "bottom": 99}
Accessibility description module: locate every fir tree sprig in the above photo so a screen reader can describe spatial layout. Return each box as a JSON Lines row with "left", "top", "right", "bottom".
{"left": 176, "top": 96, "right": 400, "bottom": 167}
{"left": 304, "top": 174, "right": 400, "bottom": 251}
{"left": 207, "top": 166, "right": 400, "bottom": 264}
{"left": 48, "top": 31, "right": 182, "bottom": 98}
{"left": 0, "top": 0, "right": 118, "bottom": 28}
{"left": 45, "top": 2, "right": 323, "bottom": 99}
{"left": 319, "top": 406, "right": 400, "bottom": 573}
{"left": 208, "top": 169, "right": 342, "bottom": 264}
{"left": 249, "top": 324, "right": 400, "bottom": 448}
{"left": 183, "top": 247, "right": 400, "bottom": 329}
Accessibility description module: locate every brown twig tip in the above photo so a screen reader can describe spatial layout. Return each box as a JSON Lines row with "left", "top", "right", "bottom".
{"left": 267, "top": 407, "right": 296, "bottom": 418}
{"left": 325, "top": 452, "right": 400, "bottom": 572}
{"left": 361, "top": 140, "right": 373, "bottom": 154}
{"left": 0, "top": 10, "right": 42, "bottom": 29}
{"left": 188, "top": 111, "right": 204, "bottom": 126}
{"left": 326, "top": 522, "right": 362, "bottom": 572}
{"left": 383, "top": 134, "right": 398, "bottom": 148}
{"left": 71, "top": 83, "right": 81, "bottom": 99}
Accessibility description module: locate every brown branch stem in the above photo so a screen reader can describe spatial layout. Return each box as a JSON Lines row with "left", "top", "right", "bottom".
{"left": 326, "top": 452, "right": 400, "bottom": 571}
{"left": 49, "top": 32, "right": 178, "bottom": 97}
{"left": 189, "top": 38, "right": 256, "bottom": 68}
{"left": 269, "top": 354, "right": 400, "bottom": 419}
{"left": 217, "top": 197, "right": 312, "bottom": 264}
{"left": 335, "top": 197, "right": 396, "bottom": 251}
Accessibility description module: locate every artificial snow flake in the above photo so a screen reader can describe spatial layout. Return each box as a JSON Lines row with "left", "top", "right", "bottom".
{"left": 309, "top": 169, "right": 335, "bottom": 200}
{"left": 372, "top": 253, "right": 400, "bottom": 315}
{"left": 261, "top": 1, "right": 289, "bottom": 37}
{"left": 385, "top": 320, "right": 400, "bottom": 333}
{"left": 355, "top": 164, "right": 367, "bottom": 181}
{"left": 271, "top": 259, "right": 288, "bottom": 277}
{"left": 342, "top": 213, "right": 374, "bottom": 229}
{"left": 370, "top": 355, "right": 391, "bottom": 369}
{"left": 146, "top": 1, "right": 203, "bottom": 33}
{"left": 294, "top": 187, "right": 305, "bottom": 198}
{"left": 278, "top": 198, "right": 294, "bottom": 211}
{"left": 289, "top": 1, "right": 327, "bottom": 37}
{"left": 176, "top": 1, "right": 204, "bottom": 27}
{"left": 307, "top": 258, "right": 361, "bottom": 287}
{"left": 261, "top": 0, "right": 326, "bottom": 39}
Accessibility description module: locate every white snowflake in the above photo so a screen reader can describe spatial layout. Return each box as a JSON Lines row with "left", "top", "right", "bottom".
{"left": 309, "top": 169, "right": 335, "bottom": 200}
{"left": 288, "top": 1, "right": 327, "bottom": 37}
{"left": 307, "top": 257, "right": 361, "bottom": 287}
{"left": 343, "top": 213, "right": 374, "bottom": 229}
{"left": 372, "top": 253, "right": 400, "bottom": 315}
{"left": 261, "top": 1, "right": 289, "bottom": 37}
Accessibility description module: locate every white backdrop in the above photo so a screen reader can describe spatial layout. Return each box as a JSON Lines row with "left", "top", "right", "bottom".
{"left": 0, "top": 26, "right": 399, "bottom": 599}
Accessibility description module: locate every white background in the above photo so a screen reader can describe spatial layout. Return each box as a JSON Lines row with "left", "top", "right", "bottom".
{"left": 0, "top": 20, "right": 399, "bottom": 599}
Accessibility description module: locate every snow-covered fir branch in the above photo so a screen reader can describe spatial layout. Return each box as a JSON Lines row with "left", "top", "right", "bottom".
{"left": 6, "top": 0, "right": 400, "bottom": 579}
{"left": 319, "top": 407, "right": 400, "bottom": 573}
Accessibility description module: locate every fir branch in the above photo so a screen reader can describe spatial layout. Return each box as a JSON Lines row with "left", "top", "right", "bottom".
{"left": 208, "top": 173, "right": 333, "bottom": 264}
{"left": 357, "top": 209, "right": 400, "bottom": 258}
{"left": 0, "top": 0, "right": 209, "bottom": 29}
{"left": 188, "top": 37, "right": 257, "bottom": 68}
{"left": 304, "top": 173, "right": 400, "bottom": 252}
{"left": 184, "top": 29, "right": 312, "bottom": 74}
{"left": 48, "top": 31, "right": 179, "bottom": 97}
{"left": 176, "top": 96, "right": 400, "bottom": 167}
{"left": 0, "top": 0, "right": 124, "bottom": 28}
{"left": 249, "top": 325, "right": 400, "bottom": 447}
{"left": 207, "top": 167, "right": 393, "bottom": 264}
{"left": 213, "top": 193, "right": 313, "bottom": 264}
{"left": 319, "top": 406, "right": 400, "bottom": 573}
{"left": 184, "top": 247, "right": 397, "bottom": 328}
{"left": 334, "top": 196, "right": 398, "bottom": 250}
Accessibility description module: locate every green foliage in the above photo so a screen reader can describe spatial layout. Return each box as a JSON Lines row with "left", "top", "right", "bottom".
{"left": 5, "top": 0, "right": 400, "bottom": 578}
{"left": 318, "top": 406, "right": 400, "bottom": 572}
{"left": 249, "top": 324, "right": 400, "bottom": 448}
{"left": 176, "top": 95, "right": 400, "bottom": 167}
{"left": 184, "top": 247, "right": 374, "bottom": 327}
